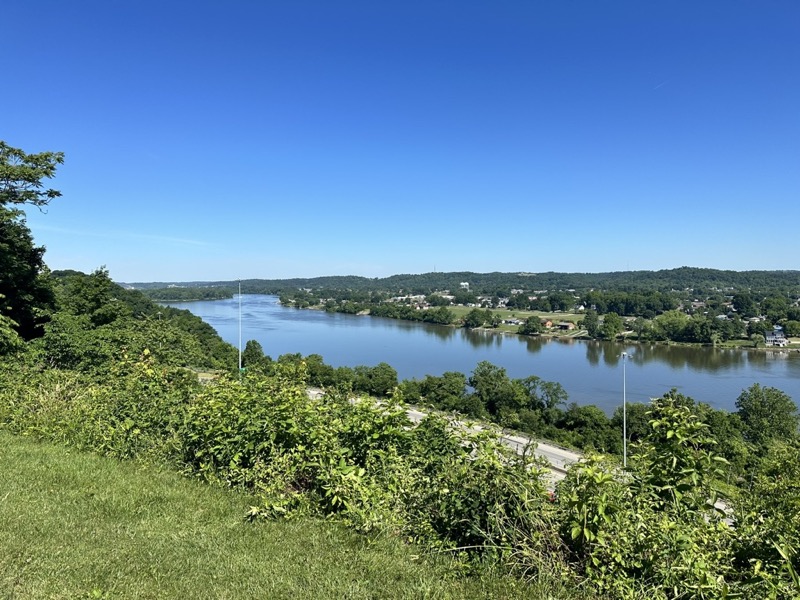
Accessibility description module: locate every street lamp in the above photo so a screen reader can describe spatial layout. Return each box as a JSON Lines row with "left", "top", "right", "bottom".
{"left": 238, "top": 280, "right": 242, "bottom": 376}
{"left": 622, "top": 351, "right": 628, "bottom": 468}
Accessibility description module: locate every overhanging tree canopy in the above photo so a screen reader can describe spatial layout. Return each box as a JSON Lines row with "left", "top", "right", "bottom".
{"left": 0, "top": 141, "right": 64, "bottom": 208}
{"left": 0, "top": 141, "right": 64, "bottom": 342}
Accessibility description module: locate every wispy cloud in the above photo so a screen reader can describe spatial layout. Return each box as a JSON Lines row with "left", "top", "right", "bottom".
{"left": 32, "top": 224, "right": 214, "bottom": 247}
{"left": 653, "top": 80, "right": 668, "bottom": 90}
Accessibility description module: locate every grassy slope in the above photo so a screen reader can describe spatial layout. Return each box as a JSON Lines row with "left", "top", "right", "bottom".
{"left": 0, "top": 432, "right": 534, "bottom": 600}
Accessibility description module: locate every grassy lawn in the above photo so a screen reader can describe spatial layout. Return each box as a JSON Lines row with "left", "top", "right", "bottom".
{"left": 0, "top": 432, "right": 542, "bottom": 599}
{"left": 447, "top": 306, "right": 584, "bottom": 336}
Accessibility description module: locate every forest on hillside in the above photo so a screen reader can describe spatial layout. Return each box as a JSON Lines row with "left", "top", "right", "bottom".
{"left": 128, "top": 267, "right": 800, "bottom": 297}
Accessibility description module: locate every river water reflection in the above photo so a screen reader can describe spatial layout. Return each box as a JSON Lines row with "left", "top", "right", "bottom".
{"left": 164, "top": 295, "right": 800, "bottom": 414}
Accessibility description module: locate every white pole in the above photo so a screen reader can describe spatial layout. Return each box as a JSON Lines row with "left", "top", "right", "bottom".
{"left": 622, "top": 351, "right": 627, "bottom": 468}
{"left": 238, "top": 280, "right": 242, "bottom": 374}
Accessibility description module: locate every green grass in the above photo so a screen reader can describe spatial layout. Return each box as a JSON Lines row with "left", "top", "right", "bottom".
{"left": 447, "top": 306, "right": 583, "bottom": 326}
{"left": 0, "top": 432, "right": 559, "bottom": 599}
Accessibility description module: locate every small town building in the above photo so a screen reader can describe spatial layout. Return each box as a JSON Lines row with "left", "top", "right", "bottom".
{"left": 765, "top": 326, "right": 789, "bottom": 347}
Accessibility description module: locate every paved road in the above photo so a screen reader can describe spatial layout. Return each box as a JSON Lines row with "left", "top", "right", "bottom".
{"left": 307, "top": 388, "right": 581, "bottom": 482}
{"left": 307, "top": 388, "right": 736, "bottom": 516}
{"left": 405, "top": 407, "right": 581, "bottom": 482}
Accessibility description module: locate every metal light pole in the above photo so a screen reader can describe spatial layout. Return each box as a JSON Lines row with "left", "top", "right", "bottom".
{"left": 238, "top": 280, "right": 242, "bottom": 375}
{"left": 622, "top": 351, "right": 628, "bottom": 468}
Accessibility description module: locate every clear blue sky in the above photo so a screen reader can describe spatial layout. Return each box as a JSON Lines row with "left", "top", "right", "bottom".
{"left": 5, "top": 1, "right": 799, "bottom": 282}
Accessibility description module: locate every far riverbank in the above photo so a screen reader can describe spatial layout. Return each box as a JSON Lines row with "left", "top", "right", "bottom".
{"left": 163, "top": 295, "right": 800, "bottom": 414}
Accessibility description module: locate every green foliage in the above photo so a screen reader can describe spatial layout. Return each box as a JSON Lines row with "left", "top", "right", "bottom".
{"left": 0, "top": 207, "right": 56, "bottom": 339}
{"left": 4, "top": 336, "right": 800, "bottom": 597}
{"left": 176, "top": 367, "right": 558, "bottom": 556}
{"left": 0, "top": 141, "right": 64, "bottom": 208}
{"left": 732, "top": 442, "right": 800, "bottom": 597}
{"left": 0, "top": 142, "right": 64, "bottom": 340}
{"left": 0, "top": 356, "right": 191, "bottom": 463}
{"left": 141, "top": 286, "right": 234, "bottom": 301}
{"left": 735, "top": 383, "right": 799, "bottom": 450}
{"left": 469, "top": 361, "right": 523, "bottom": 415}
{"left": 242, "top": 339, "right": 269, "bottom": 371}
{"left": 42, "top": 269, "right": 237, "bottom": 372}
{"left": 581, "top": 309, "right": 600, "bottom": 338}
{"left": 0, "top": 302, "right": 24, "bottom": 355}
{"left": 651, "top": 310, "right": 691, "bottom": 342}
{"left": 54, "top": 267, "right": 131, "bottom": 326}
{"left": 632, "top": 390, "right": 726, "bottom": 510}
{"left": 353, "top": 362, "right": 398, "bottom": 397}
{"left": 463, "top": 308, "right": 495, "bottom": 328}
{"left": 600, "top": 312, "right": 623, "bottom": 340}
{"left": 517, "top": 316, "right": 543, "bottom": 336}
{"left": 35, "top": 311, "right": 224, "bottom": 373}
{"left": 558, "top": 397, "right": 740, "bottom": 599}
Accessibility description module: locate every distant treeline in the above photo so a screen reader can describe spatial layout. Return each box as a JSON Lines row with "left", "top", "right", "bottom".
{"left": 122, "top": 267, "right": 800, "bottom": 296}
{"left": 140, "top": 286, "right": 234, "bottom": 302}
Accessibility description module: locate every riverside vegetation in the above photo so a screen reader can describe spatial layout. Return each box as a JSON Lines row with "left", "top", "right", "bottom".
{"left": 2, "top": 141, "right": 800, "bottom": 598}
{"left": 142, "top": 267, "right": 800, "bottom": 347}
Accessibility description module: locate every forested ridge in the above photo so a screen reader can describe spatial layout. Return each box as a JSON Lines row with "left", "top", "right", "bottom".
{"left": 3, "top": 141, "right": 800, "bottom": 598}
{"left": 128, "top": 267, "right": 800, "bottom": 296}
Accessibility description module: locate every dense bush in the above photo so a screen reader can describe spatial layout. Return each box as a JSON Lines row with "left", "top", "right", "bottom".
{"left": 3, "top": 341, "right": 799, "bottom": 598}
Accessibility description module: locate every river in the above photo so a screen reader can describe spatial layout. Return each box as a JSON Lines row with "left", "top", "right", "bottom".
{"left": 163, "top": 295, "right": 800, "bottom": 414}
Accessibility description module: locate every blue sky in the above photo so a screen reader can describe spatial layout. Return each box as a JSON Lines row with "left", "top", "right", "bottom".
{"left": 4, "top": 1, "right": 799, "bottom": 282}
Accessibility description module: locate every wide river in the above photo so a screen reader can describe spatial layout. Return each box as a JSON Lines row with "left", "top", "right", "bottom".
{"left": 164, "top": 295, "right": 800, "bottom": 414}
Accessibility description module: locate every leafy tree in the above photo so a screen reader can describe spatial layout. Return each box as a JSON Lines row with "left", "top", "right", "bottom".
{"left": 0, "top": 207, "right": 56, "bottom": 339}
{"left": 632, "top": 316, "right": 649, "bottom": 340}
{"left": 580, "top": 309, "right": 599, "bottom": 338}
{"left": 600, "top": 312, "right": 623, "bottom": 340}
{"left": 762, "top": 294, "right": 790, "bottom": 323}
{"left": 425, "top": 294, "right": 451, "bottom": 307}
{"left": 505, "top": 293, "right": 529, "bottom": 310}
{"left": 747, "top": 319, "right": 771, "bottom": 338}
{"left": 419, "top": 372, "right": 467, "bottom": 411}
{"left": 610, "top": 401, "right": 651, "bottom": 450}
{"left": 558, "top": 403, "right": 615, "bottom": 452}
{"left": 547, "top": 291, "right": 575, "bottom": 312}
{"left": 518, "top": 375, "right": 567, "bottom": 414}
{"left": 304, "top": 353, "right": 336, "bottom": 387}
{"left": 368, "top": 362, "right": 398, "bottom": 396}
{"left": 732, "top": 292, "right": 758, "bottom": 318}
{"left": 685, "top": 314, "right": 713, "bottom": 343}
{"left": 735, "top": 383, "right": 799, "bottom": 450}
{"left": 705, "top": 409, "right": 750, "bottom": 478}
{"left": 652, "top": 309, "right": 690, "bottom": 341}
{"left": 783, "top": 320, "right": 800, "bottom": 337}
{"left": 463, "top": 308, "right": 491, "bottom": 328}
{"left": 451, "top": 290, "right": 477, "bottom": 305}
{"left": 468, "top": 361, "right": 523, "bottom": 415}
{"left": 422, "top": 306, "right": 455, "bottom": 325}
{"left": 0, "top": 142, "right": 65, "bottom": 339}
{"left": 354, "top": 362, "right": 398, "bottom": 397}
{"left": 54, "top": 267, "right": 131, "bottom": 327}
{"left": 0, "top": 141, "right": 64, "bottom": 207}
{"left": 518, "top": 316, "right": 542, "bottom": 336}
{"left": 242, "top": 339, "right": 267, "bottom": 370}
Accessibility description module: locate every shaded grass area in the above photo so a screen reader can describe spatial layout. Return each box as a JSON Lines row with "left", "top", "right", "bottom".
{"left": 0, "top": 432, "right": 529, "bottom": 599}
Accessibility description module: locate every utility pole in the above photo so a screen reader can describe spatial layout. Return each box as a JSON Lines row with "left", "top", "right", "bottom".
{"left": 238, "top": 280, "right": 242, "bottom": 376}
{"left": 622, "top": 351, "right": 628, "bottom": 468}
